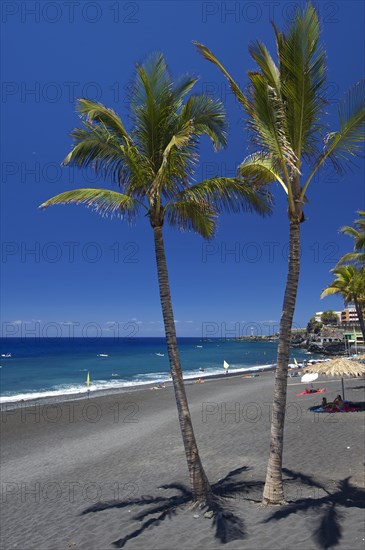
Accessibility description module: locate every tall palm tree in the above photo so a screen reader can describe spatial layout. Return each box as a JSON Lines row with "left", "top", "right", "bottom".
{"left": 337, "top": 211, "right": 365, "bottom": 266}
{"left": 321, "top": 265, "right": 365, "bottom": 340}
{"left": 195, "top": 3, "right": 365, "bottom": 504}
{"left": 39, "top": 54, "right": 271, "bottom": 505}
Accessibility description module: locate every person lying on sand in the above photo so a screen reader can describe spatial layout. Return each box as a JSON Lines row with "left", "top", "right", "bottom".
{"left": 195, "top": 378, "right": 204, "bottom": 384}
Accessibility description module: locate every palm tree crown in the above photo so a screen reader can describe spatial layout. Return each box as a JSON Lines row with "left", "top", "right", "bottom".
{"left": 195, "top": 4, "right": 364, "bottom": 222}
{"left": 337, "top": 211, "right": 365, "bottom": 266}
{"left": 40, "top": 53, "right": 271, "bottom": 228}
{"left": 321, "top": 265, "right": 365, "bottom": 304}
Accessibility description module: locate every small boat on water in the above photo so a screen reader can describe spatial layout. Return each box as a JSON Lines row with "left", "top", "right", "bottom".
{"left": 155, "top": 353, "right": 164, "bottom": 357}
{"left": 97, "top": 354, "right": 109, "bottom": 357}
{"left": 196, "top": 345, "right": 203, "bottom": 348}
{"left": 1, "top": 353, "right": 11, "bottom": 358}
{"left": 111, "top": 373, "right": 120, "bottom": 377}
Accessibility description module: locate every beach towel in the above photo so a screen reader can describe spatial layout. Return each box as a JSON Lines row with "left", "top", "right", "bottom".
{"left": 311, "top": 404, "right": 360, "bottom": 413}
{"left": 296, "top": 388, "right": 326, "bottom": 396}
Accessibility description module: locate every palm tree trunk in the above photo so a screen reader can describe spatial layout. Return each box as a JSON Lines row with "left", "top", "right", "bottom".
{"left": 152, "top": 225, "right": 213, "bottom": 505}
{"left": 263, "top": 220, "right": 301, "bottom": 505}
{"left": 354, "top": 298, "right": 365, "bottom": 341}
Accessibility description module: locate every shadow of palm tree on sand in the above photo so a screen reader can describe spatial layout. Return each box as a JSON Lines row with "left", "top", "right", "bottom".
{"left": 264, "top": 468, "right": 365, "bottom": 550}
{"left": 81, "top": 466, "right": 263, "bottom": 547}
{"left": 81, "top": 466, "right": 364, "bottom": 548}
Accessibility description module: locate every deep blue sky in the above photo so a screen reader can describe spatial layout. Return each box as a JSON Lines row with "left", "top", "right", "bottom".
{"left": 1, "top": 1, "right": 364, "bottom": 338}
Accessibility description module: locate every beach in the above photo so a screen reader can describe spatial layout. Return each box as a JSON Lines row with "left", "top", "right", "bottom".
{"left": 1, "top": 371, "right": 364, "bottom": 550}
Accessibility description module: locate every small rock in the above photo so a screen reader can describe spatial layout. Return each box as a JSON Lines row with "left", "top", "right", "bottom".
{"left": 193, "top": 514, "right": 200, "bottom": 519}
{"left": 204, "top": 511, "right": 214, "bottom": 519}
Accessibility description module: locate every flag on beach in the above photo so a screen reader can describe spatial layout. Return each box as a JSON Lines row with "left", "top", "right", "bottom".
{"left": 86, "top": 371, "right": 90, "bottom": 387}
{"left": 223, "top": 360, "right": 229, "bottom": 371}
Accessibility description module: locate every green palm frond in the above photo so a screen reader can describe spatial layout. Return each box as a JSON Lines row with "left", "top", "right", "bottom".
{"left": 248, "top": 41, "right": 280, "bottom": 92}
{"left": 340, "top": 211, "right": 365, "bottom": 251}
{"left": 178, "top": 177, "right": 273, "bottom": 216}
{"left": 173, "top": 75, "right": 199, "bottom": 105}
{"left": 63, "top": 123, "right": 128, "bottom": 182}
{"left": 273, "top": 4, "right": 327, "bottom": 160}
{"left": 317, "top": 80, "right": 365, "bottom": 176}
{"left": 336, "top": 211, "right": 365, "bottom": 267}
{"left": 193, "top": 41, "right": 250, "bottom": 111}
{"left": 238, "top": 153, "right": 287, "bottom": 193}
{"left": 150, "top": 121, "right": 195, "bottom": 200}
{"left": 164, "top": 200, "right": 217, "bottom": 238}
{"left": 320, "top": 286, "right": 340, "bottom": 299}
{"left": 76, "top": 99, "right": 131, "bottom": 143}
{"left": 181, "top": 95, "right": 227, "bottom": 150}
{"left": 246, "top": 72, "right": 298, "bottom": 174}
{"left": 337, "top": 252, "right": 365, "bottom": 265}
{"left": 39, "top": 188, "right": 141, "bottom": 222}
{"left": 321, "top": 265, "right": 365, "bottom": 303}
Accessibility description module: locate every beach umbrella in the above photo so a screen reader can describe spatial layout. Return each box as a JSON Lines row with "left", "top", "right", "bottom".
{"left": 305, "top": 357, "right": 365, "bottom": 399}
{"left": 301, "top": 372, "right": 318, "bottom": 383}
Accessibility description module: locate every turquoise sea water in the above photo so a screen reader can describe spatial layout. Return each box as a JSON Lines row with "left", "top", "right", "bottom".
{"left": 0, "top": 338, "right": 313, "bottom": 402}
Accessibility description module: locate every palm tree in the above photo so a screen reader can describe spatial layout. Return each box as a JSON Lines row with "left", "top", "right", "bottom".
{"left": 337, "top": 211, "right": 365, "bottom": 266}
{"left": 321, "top": 265, "right": 365, "bottom": 340}
{"left": 39, "top": 54, "right": 271, "bottom": 505}
{"left": 194, "top": 3, "right": 365, "bottom": 504}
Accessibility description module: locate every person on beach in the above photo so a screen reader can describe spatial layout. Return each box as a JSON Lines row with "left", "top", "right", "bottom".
{"left": 333, "top": 395, "right": 345, "bottom": 411}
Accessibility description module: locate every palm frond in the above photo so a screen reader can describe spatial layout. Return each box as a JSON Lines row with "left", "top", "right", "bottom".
{"left": 321, "top": 265, "right": 365, "bottom": 303}
{"left": 248, "top": 41, "right": 280, "bottom": 92}
{"left": 173, "top": 75, "right": 199, "bottom": 105}
{"left": 340, "top": 211, "right": 365, "bottom": 251}
{"left": 178, "top": 177, "right": 273, "bottom": 216}
{"left": 193, "top": 41, "right": 250, "bottom": 111}
{"left": 181, "top": 95, "right": 227, "bottom": 150}
{"left": 321, "top": 79, "right": 365, "bottom": 175}
{"left": 302, "top": 79, "right": 365, "bottom": 198}
{"left": 164, "top": 200, "right": 217, "bottom": 238}
{"left": 76, "top": 99, "right": 131, "bottom": 143}
{"left": 320, "top": 286, "right": 340, "bottom": 299}
{"left": 63, "top": 123, "right": 128, "bottom": 183}
{"left": 39, "top": 188, "right": 140, "bottom": 222}
{"left": 274, "top": 4, "right": 327, "bottom": 160}
{"left": 238, "top": 153, "right": 287, "bottom": 193}
{"left": 336, "top": 252, "right": 365, "bottom": 266}
{"left": 247, "top": 72, "right": 298, "bottom": 174}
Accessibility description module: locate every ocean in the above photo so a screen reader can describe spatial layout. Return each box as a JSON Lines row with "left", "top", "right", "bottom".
{"left": 0, "top": 337, "right": 314, "bottom": 403}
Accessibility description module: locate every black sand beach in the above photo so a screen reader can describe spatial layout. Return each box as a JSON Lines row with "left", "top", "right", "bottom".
{"left": 1, "top": 372, "right": 364, "bottom": 549}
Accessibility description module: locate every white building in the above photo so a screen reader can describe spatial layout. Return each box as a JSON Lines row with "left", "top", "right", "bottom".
{"left": 314, "top": 311, "right": 342, "bottom": 323}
